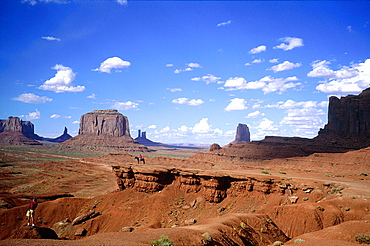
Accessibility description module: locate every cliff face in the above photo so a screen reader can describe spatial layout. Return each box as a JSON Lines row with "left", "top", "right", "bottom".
{"left": 79, "top": 109, "right": 130, "bottom": 137}
{"left": 231, "top": 123, "right": 250, "bottom": 144}
{"left": 317, "top": 88, "right": 370, "bottom": 147}
{"left": 60, "top": 110, "right": 150, "bottom": 152}
{"left": 0, "top": 117, "right": 42, "bottom": 145}
{"left": 112, "top": 164, "right": 305, "bottom": 203}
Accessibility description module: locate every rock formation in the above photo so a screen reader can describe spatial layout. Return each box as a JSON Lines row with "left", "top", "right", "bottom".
{"left": 316, "top": 87, "right": 370, "bottom": 147}
{"left": 135, "top": 129, "right": 163, "bottom": 146}
{"left": 60, "top": 110, "right": 150, "bottom": 152}
{"left": 210, "top": 143, "right": 222, "bottom": 151}
{"left": 0, "top": 117, "right": 42, "bottom": 140}
{"left": 231, "top": 123, "right": 250, "bottom": 144}
{"left": 0, "top": 117, "right": 42, "bottom": 145}
{"left": 47, "top": 127, "right": 72, "bottom": 143}
{"left": 79, "top": 109, "right": 130, "bottom": 137}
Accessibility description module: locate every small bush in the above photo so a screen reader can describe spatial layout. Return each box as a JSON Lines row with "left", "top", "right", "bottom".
{"left": 279, "top": 171, "right": 286, "bottom": 174}
{"left": 202, "top": 232, "right": 212, "bottom": 242}
{"left": 359, "top": 173, "right": 368, "bottom": 176}
{"left": 273, "top": 241, "right": 284, "bottom": 246}
{"left": 294, "top": 238, "right": 305, "bottom": 243}
{"left": 354, "top": 233, "right": 370, "bottom": 244}
{"left": 316, "top": 206, "right": 325, "bottom": 211}
{"left": 149, "top": 235, "right": 173, "bottom": 246}
{"left": 303, "top": 197, "right": 309, "bottom": 201}
{"left": 344, "top": 207, "right": 350, "bottom": 211}
{"left": 261, "top": 170, "right": 271, "bottom": 175}
{"left": 240, "top": 222, "right": 247, "bottom": 229}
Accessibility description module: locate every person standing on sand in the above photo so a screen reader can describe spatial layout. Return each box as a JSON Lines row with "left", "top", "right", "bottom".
{"left": 26, "top": 198, "right": 38, "bottom": 227}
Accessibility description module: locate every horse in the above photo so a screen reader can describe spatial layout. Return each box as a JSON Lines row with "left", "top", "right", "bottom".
{"left": 134, "top": 156, "right": 145, "bottom": 164}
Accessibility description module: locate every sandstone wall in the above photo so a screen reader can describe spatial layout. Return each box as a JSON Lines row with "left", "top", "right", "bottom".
{"left": 0, "top": 117, "right": 41, "bottom": 140}
{"left": 78, "top": 109, "right": 130, "bottom": 137}
{"left": 112, "top": 164, "right": 327, "bottom": 203}
{"left": 324, "top": 88, "right": 370, "bottom": 136}
{"left": 231, "top": 123, "right": 250, "bottom": 144}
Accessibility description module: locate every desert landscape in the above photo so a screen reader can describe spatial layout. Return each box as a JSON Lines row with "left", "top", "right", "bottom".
{"left": 0, "top": 89, "right": 369, "bottom": 245}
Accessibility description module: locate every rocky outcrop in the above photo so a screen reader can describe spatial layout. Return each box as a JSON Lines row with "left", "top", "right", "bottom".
{"left": 79, "top": 109, "right": 130, "bottom": 137}
{"left": 317, "top": 87, "right": 370, "bottom": 147}
{"left": 231, "top": 123, "right": 250, "bottom": 144}
{"left": 0, "top": 117, "right": 42, "bottom": 145}
{"left": 210, "top": 143, "right": 222, "bottom": 151}
{"left": 60, "top": 110, "right": 150, "bottom": 152}
{"left": 112, "top": 164, "right": 325, "bottom": 203}
{"left": 0, "top": 117, "right": 42, "bottom": 140}
{"left": 135, "top": 129, "right": 163, "bottom": 146}
{"left": 47, "top": 127, "right": 72, "bottom": 143}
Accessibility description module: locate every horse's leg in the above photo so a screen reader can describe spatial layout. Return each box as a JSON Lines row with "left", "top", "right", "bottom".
{"left": 143, "top": 158, "right": 145, "bottom": 164}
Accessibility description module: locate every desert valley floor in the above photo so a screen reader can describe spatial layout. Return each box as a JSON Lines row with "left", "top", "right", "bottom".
{"left": 0, "top": 144, "right": 369, "bottom": 246}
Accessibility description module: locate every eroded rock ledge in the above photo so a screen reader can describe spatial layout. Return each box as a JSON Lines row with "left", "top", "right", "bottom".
{"left": 112, "top": 164, "right": 324, "bottom": 203}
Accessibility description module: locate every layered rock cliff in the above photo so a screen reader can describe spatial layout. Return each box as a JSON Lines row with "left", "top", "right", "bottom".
{"left": 112, "top": 164, "right": 326, "bottom": 203}
{"left": 231, "top": 123, "right": 250, "bottom": 144}
{"left": 0, "top": 117, "right": 41, "bottom": 140}
{"left": 316, "top": 87, "right": 370, "bottom": 147}
{"left": 79, "top": 109, "right": 130, "bottom": 137}
{"left": 60, "top": 110, "right": 150, "bottom": 152}
{"left": 0, "top": 117, "right": 42, "bottom": 145}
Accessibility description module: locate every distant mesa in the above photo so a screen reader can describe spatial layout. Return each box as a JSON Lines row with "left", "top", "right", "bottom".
{"left": 59, "top": 109, "right": 150, "bottom": 152}
{"left": 134, "top": 129, "right": 163, "bottom": 147}
{"left": 0, "top": 117, "right": 42, "bottom": 145}
{"left": 231, "top": 123, "right": 250, "bottom": 144}
{"left": 0, "top": 116, "right": 73, "bottom": 145}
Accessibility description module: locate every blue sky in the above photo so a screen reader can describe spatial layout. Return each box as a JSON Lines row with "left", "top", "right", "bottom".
{"left": 1, "top": 0, "right": 369, "bottom": 146}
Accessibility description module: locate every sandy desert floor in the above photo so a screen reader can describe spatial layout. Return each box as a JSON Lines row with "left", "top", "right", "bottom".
{"left": 0, "top": 145, "right": 369, "bottom": 245}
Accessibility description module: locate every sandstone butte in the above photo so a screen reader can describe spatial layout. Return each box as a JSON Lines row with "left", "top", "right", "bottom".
{"left": 59, "top": 109, "right": 150, "bottom": 152}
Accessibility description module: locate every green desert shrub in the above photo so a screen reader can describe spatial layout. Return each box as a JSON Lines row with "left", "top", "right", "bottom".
{"left": 273, "top": 241, "right": 284, "bottom": 246}
{"left": 354, "top": 233, "right": 370, "bottom": 244}
{"left": 149, "top": 235, "right": 173, "bottom": 246}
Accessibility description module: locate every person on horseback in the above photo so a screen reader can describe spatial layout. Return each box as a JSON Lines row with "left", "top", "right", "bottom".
{"left": 135, "top": 154, "right": 145, "bottom": 164}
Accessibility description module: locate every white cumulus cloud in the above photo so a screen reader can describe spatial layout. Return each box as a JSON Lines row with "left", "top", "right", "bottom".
{"left": 223, "top": 76, "right": 300, "bottom": 94}
{"left": 38, "top": 64, "right": 85, "bottom": 93}
{"left": 12, "top": 93, "right": 52, "bottom": 104}
{"left": 112, "top": 101, "right": 139, "bottom": 110}
{"left": 225, "top": 98, "right": 248, "bottom": 111}
{"left": 167, "top": 88, "right": 182, "bottom": 92}
{"left": 191, "top": 74, "right": 221, "bottom": 84}
{"left": 20, "top": 109, "right": 41, "bottom": 120}
{"left": 50, "top": 114, "right": 60, "bottom": 119}
{"left": 245, "top": 111, "right": 265, "bottom": 118}
{"left": 311, "top": 59, "right": 370, "bottom": 94}
{"left": 274, "top": 37, "right": 304, "bottom": 51}
{"left": 172, "top": 97, "right": 204, "bottom": 106}
{"left": 87, "top": 93, "right": 96, "bottom": 99}
{"left": 92, "top": 57, "right": 131, "bottom": 73}
{"left": 42, "top": 36, "right": 61, "bottom": 41}
{"left": 270, "top": 61, "right": 302, "bottom": 73}
{"left": 217, "top": 20, "right": 232, "bottom": 27}
{"left": 249, "top": 45, "right": 266, "bottom": 54}
{"left": 192, "top": 118, "right": 212, "bottom": 133}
